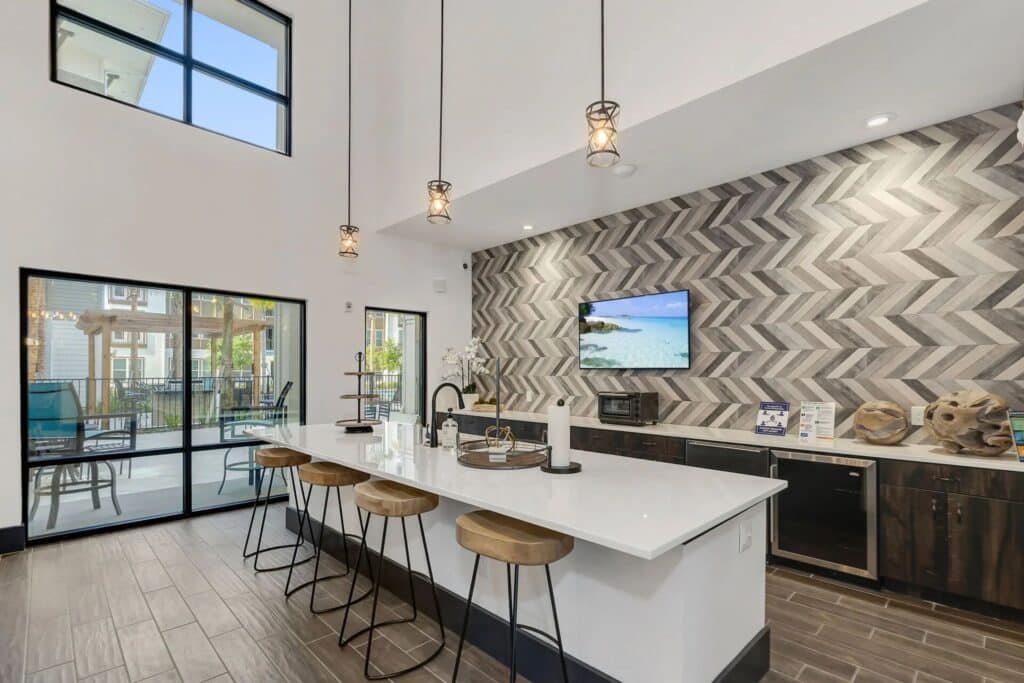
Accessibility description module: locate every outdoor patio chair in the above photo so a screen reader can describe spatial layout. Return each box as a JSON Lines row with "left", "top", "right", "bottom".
{"left": 217, "top": 380, "right": 293, "bottom": 495}
{"left": 27, "top": 381, "right": 138, "bottom": 530}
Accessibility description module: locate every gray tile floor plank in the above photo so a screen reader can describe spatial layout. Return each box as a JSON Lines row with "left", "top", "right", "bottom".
{"left": 131, "top": 560, "right": 173, "bottom": 594}
{"left": 69, "top": 583, "right": 112, "bottom": 626}
{"left": 72, "top": 617, "right": 125, "bottom": 679}
{"left": 79, "top": 666, "right": 131, "bottom": 683}
{"left": 144, "top": 586, "right": 195, "bottom": 632}
{"left": 223, "top": 591, "right": 287, "bottom": 641}
{"left": 162, "top": 621, "right": 226, "bottom": 683}
{"left": 0, "top": 575, "right": 28, "bottom": 681}
{"left": 25, "top": 612, "right": 74, "bottom": 674}
{"left": 210, "top": 628, "right": 286, "bottom": 683}
{"left": 163, "top": 563, "right": 213, "bottom": 598}
{"left": 24, "top": 661, "right": 76, "bottom": 683}
{"left": 182, "top": 590, "right": 242, "bottom": 639}
{"left": 116, "top": 619, "right": 175, "bottom": 681}
{"left": 257, "top": 629, "right": 338, "bottom": 683}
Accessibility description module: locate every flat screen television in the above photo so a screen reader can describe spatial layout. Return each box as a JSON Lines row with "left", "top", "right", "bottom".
{"left": 579, "top": 290, "right": 690, "bottom": 369}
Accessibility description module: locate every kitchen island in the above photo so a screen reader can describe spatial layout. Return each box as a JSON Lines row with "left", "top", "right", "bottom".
{"left": 250, "top": 421, "right": 786, "bottom": 682}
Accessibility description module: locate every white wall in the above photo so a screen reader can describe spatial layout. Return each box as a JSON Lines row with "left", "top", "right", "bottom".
{"left": 0, "top": 0, "right": 472, "bottom": 531}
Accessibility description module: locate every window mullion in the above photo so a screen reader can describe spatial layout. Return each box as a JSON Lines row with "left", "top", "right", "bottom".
{"left": 184, "top": 0, "right": 194, "bottom": 124}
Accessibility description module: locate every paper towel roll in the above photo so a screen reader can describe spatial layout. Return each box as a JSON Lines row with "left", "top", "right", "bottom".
{"left": 548, "top": 400, "right": 571, "bottom": 468}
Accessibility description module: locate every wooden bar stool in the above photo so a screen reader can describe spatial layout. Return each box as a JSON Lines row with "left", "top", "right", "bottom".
{"left": 338, "top": 480, "right": 446, "bottom": 679}
{"left": 243, "top": 447, "right": 315, "bottom": 573}
{"left": 452, "top": 510, "right": 574, "bottom": 683}
{"left": 285, "top": 461, "right": 376, "bottom": 614}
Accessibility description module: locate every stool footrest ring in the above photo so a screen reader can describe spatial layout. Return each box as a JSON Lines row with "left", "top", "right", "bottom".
{"left": 516, "top": 623, "right": 562, "bottom": 647}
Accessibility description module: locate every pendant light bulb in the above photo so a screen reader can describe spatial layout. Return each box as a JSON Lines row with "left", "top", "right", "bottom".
{"left": 338, "top": 225, "right": 359, "bottom": 258}
{"left": 427, "top": 0, "right": 453, "bottom": 223}
{"left": 586, "top": 0, "right": 620, "bottom": 167}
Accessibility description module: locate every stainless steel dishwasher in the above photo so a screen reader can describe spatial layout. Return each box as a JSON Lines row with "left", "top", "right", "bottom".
{"left": 771, "top": 450, "right": 878, "bottom": 579}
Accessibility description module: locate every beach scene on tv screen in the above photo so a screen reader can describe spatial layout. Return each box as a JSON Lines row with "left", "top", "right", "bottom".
{"left": 579, "top": 291, "right": 690, "bottom": 369}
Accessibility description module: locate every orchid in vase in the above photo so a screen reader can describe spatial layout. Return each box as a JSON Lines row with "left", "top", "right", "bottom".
{"left": 443, "top": 337, "right": 488, "bottom": 398}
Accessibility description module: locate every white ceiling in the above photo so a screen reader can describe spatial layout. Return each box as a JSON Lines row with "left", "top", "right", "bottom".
{"left": 356, "top": 0, "right": 1024, "bottom": 252}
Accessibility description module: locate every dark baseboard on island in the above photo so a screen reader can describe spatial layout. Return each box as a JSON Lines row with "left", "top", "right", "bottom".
{"left": 0, "top": 524, "right": 26, "bottom": 554}
{"left": 287, "top": 507, "right": 770, "bottom": 682}
{"left": 713, "top": 625, "right": 770, "bottom": 683}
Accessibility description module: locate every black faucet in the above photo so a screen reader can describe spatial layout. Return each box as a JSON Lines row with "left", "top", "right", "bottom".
{"left": 430, "top": 382, "right": 464, "bottom": 447}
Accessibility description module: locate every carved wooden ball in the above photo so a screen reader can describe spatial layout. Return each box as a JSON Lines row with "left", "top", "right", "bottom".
{"left": 853, "top": 401, "right": 909, "bottom": 445}
{"left": 924, "top": 390, "right": 1012, "bottom": 457}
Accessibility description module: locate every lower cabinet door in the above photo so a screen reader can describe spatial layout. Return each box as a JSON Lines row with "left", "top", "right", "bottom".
{"left": 947, "top": 494, "right": 1024, "bottom": 610}
{"left": 879, "top": 485, "right": 948, "bottom": 591}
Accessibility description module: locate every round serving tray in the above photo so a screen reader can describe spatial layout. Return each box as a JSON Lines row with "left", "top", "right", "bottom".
{"left": 456, "top": 440, "right": 548, "bottom": 470}
{"left": 335, "top": 418, "right": 381, "bottom": 433}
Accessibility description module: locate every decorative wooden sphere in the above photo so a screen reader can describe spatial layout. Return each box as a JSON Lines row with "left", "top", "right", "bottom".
{"left": 924, "top": 390, "right": 1012, "bottom": 457}
{"left": 853, "top": 401, "right": 909, "bottom": 445}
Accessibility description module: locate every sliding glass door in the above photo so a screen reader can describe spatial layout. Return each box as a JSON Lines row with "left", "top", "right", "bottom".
{"left": 364, "top": 308, "right": 426, "bottom": 423}
{"left": 21, "top": 270, "right": 304, "bottom": 541}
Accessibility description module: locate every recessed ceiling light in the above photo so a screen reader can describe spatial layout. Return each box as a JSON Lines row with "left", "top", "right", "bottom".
{"left": 612, "top": 163, "right": 638, "bottom": 178}
{"left": 522, "top": 225, "right": 534, "bottom": 231}
{"left": 866, "top": 113, "right": 895, "bottom": 128}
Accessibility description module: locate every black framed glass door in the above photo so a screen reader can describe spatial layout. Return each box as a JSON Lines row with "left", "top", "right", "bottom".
{"left": 20, "top": 269, "right": 305, "bottom": 542}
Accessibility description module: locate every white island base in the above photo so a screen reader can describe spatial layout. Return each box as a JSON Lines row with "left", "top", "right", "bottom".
{"left": 255, "top": 423, "right": 782, "bottom": 682}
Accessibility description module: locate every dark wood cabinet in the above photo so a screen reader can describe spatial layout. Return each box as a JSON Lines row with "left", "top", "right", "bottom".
{"left": 879, "top": 484, "right": 948, "bottom": 591}
{"left": 685, "top": 440, "right": 770, "bottom": 477}
{"left": 946, "top": 494, "right": 1024, "bottom": 610}
{"left": 879, "top": 461, "right": 1024, "bottom": 611}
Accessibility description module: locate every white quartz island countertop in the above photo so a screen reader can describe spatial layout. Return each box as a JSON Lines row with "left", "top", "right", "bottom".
{"left": 249, "top": 422, "right": 786, "bottom": 560}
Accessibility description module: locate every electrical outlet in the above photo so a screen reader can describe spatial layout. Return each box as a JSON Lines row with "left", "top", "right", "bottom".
{"left": 911, "top": 405, "right": 925, "bottom": 426}
{"left": 738, "top": 519, "right": 753, "bottom": 553}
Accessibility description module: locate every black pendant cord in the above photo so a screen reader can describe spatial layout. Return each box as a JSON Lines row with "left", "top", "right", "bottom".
{"left": 347, "top": 0, "right": 353, "bottom": 225}
{"left": 599, "top": 0, "right": 605, "bottom": 102}
{"left": 437, "top": 0, "right": 445, "bottom": 181}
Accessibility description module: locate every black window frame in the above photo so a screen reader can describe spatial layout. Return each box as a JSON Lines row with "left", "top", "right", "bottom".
{"left": 19, "top": 267, "right": 307, "bottom": 545}
{"left": 49, "top": 0, "right": 293, "bottom": 155}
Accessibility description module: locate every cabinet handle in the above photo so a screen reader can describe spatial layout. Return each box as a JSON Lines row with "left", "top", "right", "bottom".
{"left": 641, "top": 440, "right": 657, "bottom": 447}
{"left": 956, "top": 504, "right": 963, "bottom": 524}
{"left": 931, "top": 498, "right": 938, "bottom": 515}
{"left": 932, "top": 476, "right": 958, "bottom": 484}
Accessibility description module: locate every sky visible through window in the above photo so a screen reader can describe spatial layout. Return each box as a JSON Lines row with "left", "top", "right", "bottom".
{"left": 137, "top": 0, "right": 281, "bottom": 149}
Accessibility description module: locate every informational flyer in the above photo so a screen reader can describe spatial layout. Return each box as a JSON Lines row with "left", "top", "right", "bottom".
{"left": 799, "top": 401, "right": 836, "bottom": 440}
{"left": 755, "top": 401, "right": 790, "bottom": 436}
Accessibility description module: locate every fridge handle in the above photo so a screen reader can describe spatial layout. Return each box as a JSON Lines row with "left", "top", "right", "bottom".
{"left": 769, "top": 462, "right": 779, "bottom": 546}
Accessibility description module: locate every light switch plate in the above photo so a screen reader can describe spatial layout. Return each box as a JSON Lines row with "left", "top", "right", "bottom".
{"left": 738, "top": 519, "right": 753, "bottom": 553}
{"left": 911, "top": 405, "right": 925, "bottom": 426}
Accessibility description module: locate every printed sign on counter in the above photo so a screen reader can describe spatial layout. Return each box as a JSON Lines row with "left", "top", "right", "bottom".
{"left": 799, "top": 401, "right": 836, "bottom": 441}
{"left": 1010, "top": 410, "right": 1024, "bottom": 462}
{"left": 755, "top": 401, "right": 790, "bottom": 436}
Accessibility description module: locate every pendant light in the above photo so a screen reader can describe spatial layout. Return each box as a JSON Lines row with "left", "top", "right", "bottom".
{"left": 427, "top": 0, "right": 452, "bottom": 223}
{"left": 338, "top": 0, "right": 359, "bottom": 257}
{"left": 586, "top": 0, "right": 620, "bottom": 167}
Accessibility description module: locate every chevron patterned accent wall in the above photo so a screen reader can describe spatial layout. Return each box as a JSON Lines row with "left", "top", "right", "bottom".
{"left": 471, "top": 103, "right": 1024, "bottom": 441}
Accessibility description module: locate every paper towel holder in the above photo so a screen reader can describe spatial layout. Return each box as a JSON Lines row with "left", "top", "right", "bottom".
{"left": 541, "top": 399, "right": 582, "bottom": 474}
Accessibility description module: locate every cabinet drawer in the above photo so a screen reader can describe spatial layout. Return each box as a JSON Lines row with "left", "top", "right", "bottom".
{"left": 570, "top": 427, "right": 623, "bottom": 455}
{"left": 688, "top": 440, "right": 770, "bottom": 477}
{"left": 880, "top": 460, "right": 1024, "bottom": 500}
{"left": 621, "top": 432, "right": 683, "bottom": 460}
{"left": 879, "top": 461, "right": 959, "bottom": 493}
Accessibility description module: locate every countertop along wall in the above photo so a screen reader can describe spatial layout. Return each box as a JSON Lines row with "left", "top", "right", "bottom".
{"left": 472, "top": 103, "right": 1024, "bottom": 441}
{"left": 0, "top": 1, "right": 472, "bottom": 533}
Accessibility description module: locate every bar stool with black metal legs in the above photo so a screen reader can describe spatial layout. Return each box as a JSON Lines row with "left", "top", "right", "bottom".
{"left": 284, "top": 461, "right": 376, "bottom": 613}
{"left": 338, "top": 479, "right": 447, "bottom": 679}
{"left": 451, "top": 510, "right": 574, "bottom": 683}
{"left": 243, "top": 447, "right": 316, "bottom": 573}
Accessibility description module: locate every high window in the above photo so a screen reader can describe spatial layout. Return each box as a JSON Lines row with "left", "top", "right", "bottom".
{"left": 52, "top": 0, "right": 291, "bottom": 153}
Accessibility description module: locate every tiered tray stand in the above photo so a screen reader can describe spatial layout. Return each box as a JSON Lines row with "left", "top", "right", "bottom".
{"left": 334, "top": 351, "right": 380, "bottom": 434}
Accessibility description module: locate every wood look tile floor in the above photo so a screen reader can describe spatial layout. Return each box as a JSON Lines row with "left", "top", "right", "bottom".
{"left": 2, "top": 505, "right": 1022, "bottom": 682}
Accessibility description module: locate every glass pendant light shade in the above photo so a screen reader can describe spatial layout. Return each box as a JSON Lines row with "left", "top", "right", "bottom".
{"left": 426, "top": 179, "right": 452, "bottom": 224}
{"left": 586, "top": 99, "right": 621, "bottom": 167}
{"left": 338, "top": 224, "right": 359, "bottom": 257}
